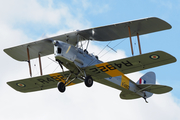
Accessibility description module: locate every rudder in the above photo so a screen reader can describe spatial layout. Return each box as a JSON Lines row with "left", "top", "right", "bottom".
{"left": 137, "top": 72, "right": 156, "bottom": 99}
{"left": 137, "top": 72, "right": 156, "bottom": 85}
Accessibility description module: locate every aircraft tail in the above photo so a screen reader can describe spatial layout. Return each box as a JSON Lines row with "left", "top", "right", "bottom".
{"left": 120, "top": 72, "right": 172, "bottom": 102}
{"left": 137, "top": 71, "right": 156, "bottom": 85}
{"left": 136, "top": 72, "right": 156, "bottom": 99}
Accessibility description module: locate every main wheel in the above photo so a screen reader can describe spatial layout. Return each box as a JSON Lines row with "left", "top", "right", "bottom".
{"left": 57, "top": 82, "right": 66, "bottom": 92}
{"left": 84, "top": 76, "right": 93, "bottom": 87}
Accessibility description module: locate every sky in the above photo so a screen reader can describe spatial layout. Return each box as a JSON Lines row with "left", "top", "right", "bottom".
{"left": 0, "top": 0, "right": 180, "bottom": 120}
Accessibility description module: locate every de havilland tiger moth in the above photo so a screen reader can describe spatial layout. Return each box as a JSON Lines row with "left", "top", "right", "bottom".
{"left": 4, "top": 17, "right": 177, "bottom": 103}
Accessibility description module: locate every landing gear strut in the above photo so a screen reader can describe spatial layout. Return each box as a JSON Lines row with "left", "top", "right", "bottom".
{"left": 84, "top": 76, "right": 93, "bottom": 87}
{"left": 143, "top": 92, "right": 148, "bottom": 103}
{"left": 56, "top": 66, "right": 93, "bottom": 92}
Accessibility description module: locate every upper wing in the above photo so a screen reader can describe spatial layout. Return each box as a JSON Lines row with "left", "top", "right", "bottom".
{"left": 78, "top": 17, "right": 171, "bottom": 41}
{"left": 85, "top": 51, "right": 176, "bottom": 79}
{"left": 50, "top": 17, "right": 171, "bottom": 42}
{"left": 7, "top": 71, "right": 82, "bottom": 93}
{"left": 4, "top": 17, "right": 171, "bottom": 61}
{"left": 4, "top": 39, "right": 54, "bottom": 61}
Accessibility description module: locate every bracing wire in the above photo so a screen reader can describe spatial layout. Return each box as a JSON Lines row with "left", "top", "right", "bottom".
{"left": 42, "top": 61, "right": 54, "bottom": 70}
{"left": 134, "top": 40, "right": 137, "bottom": 55}
{"left": 131, "top": 38, "right": 139, "bottom": 56}
{"left": 97, "top": 41, "right": 111, "bottom": 56}
{"left": 33, "top": 58, "right": 54, "bottom": 76}
{"left": 86, "top": 41, "right": 112, "bottom": 66}
{"left": 113, "top": 38, "right": 127, "bottom": 49}
{"left": 32, "top": 59, "right": 41, "bottom": 76}
{"left": 53, "top": 65, "right": 60, "bottom": 73}
{"left": 99, "top": 39, "right": 126, "bottom": 59}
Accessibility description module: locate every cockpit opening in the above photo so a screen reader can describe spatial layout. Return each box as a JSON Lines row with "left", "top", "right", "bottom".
{"left": 57, "top": 47, "right": 62, "bottom": 54}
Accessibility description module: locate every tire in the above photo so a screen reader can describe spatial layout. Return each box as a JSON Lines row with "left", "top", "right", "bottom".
{"left": 85, "top": 76, "right": 93, "bottom": 87}
{"left": 57, "top": 82, "right": 66, "bottom": 92}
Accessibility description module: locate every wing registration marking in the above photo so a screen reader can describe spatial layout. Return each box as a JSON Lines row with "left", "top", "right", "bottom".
{"left": 49, "top": 73, "right": 75, "bottom": 86}
{"left": 95, "top": 62, "right": 130, "bottom": 89}
{"left": 95, "top": 63, "right": 124, "bottom": 77}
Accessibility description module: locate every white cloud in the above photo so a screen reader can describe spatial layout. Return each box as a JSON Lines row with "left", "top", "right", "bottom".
{"left": 72, "top": 0, "right": 110, "bottom": 15}
{"left": 72, "top": 0, "right": 91, "bottom": 10}
{"left": 0, "top": 21, "right": 32, "bottom": 82}
{"left": 0, "top": 0, "right": 59, "bottom": 25}
{"left": 1, "top": 0, "right": 180, "bottom": 120}
{"left": 0, "top": 0, "right": 92, "bottom": 30}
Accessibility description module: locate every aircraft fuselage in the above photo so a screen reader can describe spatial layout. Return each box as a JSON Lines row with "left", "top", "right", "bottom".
{"left": 54, "top": 41, "right": 150, "bottom": 99}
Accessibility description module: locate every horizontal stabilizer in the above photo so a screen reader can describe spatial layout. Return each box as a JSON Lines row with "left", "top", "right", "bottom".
{"left": 137, "top": 84, "right": 172, "bottom": 94}
{"left": 120, "top": 90, "right": 141, "bottom": 100}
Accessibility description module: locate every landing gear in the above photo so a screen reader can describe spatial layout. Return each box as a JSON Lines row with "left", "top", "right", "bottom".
{"left": 57, "top": 82, "right": 66, "bottom": 93}
{"left": 143, "top": 92, "right": 148, "bottom": 103}
{"left": 57, "top": 74, "right": 93, "bottom": 93}
{"left": 84, "top": 76, "right": 93, "bottom": 87}
{"left": 143, "top": 97, "right": 148, "bottom": 103}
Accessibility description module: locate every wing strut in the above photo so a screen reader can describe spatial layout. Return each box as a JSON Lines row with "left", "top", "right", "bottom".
{"left": 128, "top": 26, "right": 142, "bottom": 55}
{"left": 27, "top": 46, "right": 32, "bottom": 77}
{"left": 38, "top": 53, "right": 43, "bottom": 76}
{"left": 137, "top": 33, "right": 142, "bottom": 54}
{"left": 27, "top": 47, "right": 43, "bottom": 77}
{"left": 128, "top": 26, "right": 134, "bottom": 56}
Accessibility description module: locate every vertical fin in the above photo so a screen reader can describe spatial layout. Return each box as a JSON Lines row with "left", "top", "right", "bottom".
{"left": 137, "top": 72, "right": 156, "bottom": 99}
{"left": 137, "top": 72, "right": 156, "bottom": 85}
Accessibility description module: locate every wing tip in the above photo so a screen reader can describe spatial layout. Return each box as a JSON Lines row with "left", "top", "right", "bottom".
{"left": 150, "top": 17, "right": 172, "bottom": 29}
{"left": 158, "top": 50, "right": 177, "bottom": 63}
{"left": 7, "top": 82, "right": 28, "bottom": 93}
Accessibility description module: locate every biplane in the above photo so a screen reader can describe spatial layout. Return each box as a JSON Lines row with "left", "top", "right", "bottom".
{"left": 4, "top": 17, "right": 176, "bottom": 103}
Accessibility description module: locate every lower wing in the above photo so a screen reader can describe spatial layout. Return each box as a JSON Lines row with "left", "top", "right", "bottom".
{"left": 85, "top": 51, "right": 176, "bottom": 79}
{"left": 7, "top": 71, "right": 82, "bottom": 93}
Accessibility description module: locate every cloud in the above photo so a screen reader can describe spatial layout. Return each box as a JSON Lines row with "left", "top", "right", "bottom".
{"left": 0, "top": 0, "right": 63, "bottom": 25}
{"left": 72, "top": 0, "right": 110, "bottom": 15}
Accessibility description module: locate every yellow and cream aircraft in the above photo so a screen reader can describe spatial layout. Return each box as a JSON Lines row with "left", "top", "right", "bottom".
{"left": 4, "top": 17, "right": 176, "bottom": 103}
